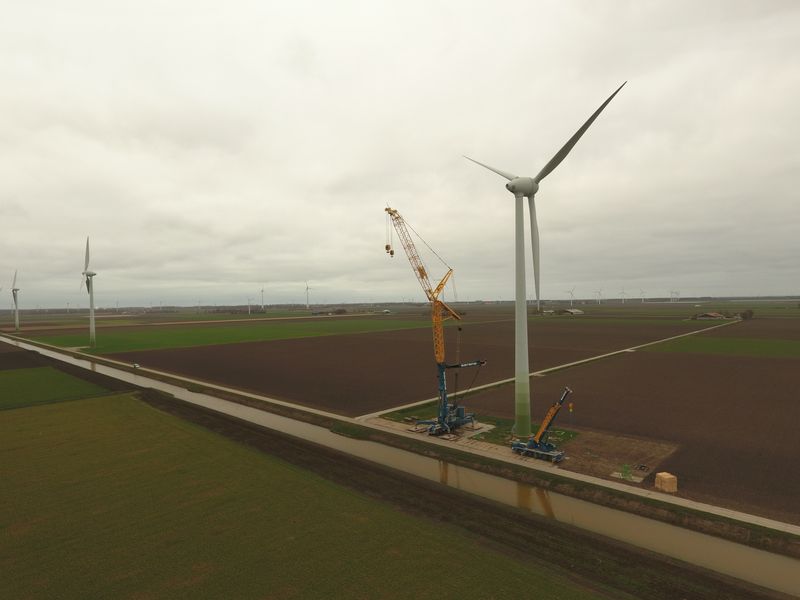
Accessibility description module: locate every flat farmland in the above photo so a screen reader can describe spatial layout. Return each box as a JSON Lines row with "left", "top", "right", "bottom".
{"left": 106, "top": 316, "right": 721, "bottom": 417}
{"left": 25, "top": 316, "right": 434, "bottom": 354}
{"left": 2, "top": 391, "right": 623, "bottom": 600}
{"left": 466, "top": 319, "right": 800, "bottom": 523}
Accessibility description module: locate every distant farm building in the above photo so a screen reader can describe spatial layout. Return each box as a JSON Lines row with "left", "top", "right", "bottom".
{"left": 695, "top": 312, "right": 725, "bottom": 320}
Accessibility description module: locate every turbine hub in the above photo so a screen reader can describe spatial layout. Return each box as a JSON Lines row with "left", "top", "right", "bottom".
{"left": 505, "top": 177, "right": 538, "bottom": 197}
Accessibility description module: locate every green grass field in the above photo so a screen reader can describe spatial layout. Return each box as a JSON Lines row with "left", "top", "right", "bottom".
{"left": 0, "top": 366, "right": 108, "bottom": 410}
{"left": 645, "top": 336, "right": 800, "bottom": 358}
{"left": 27, "top": 318, "right": 434, "bottom": 355}
{"left": 0, "top": 393, "right": 604, "bottom": 599}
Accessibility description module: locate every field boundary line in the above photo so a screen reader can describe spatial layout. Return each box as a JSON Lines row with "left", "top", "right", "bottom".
{"left": 355, "top": 319, "right": 742, "bottom": 420}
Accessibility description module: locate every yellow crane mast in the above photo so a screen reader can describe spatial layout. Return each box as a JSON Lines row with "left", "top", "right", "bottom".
{"left": 385, "top": 207, "right": 483, "bottom": 435}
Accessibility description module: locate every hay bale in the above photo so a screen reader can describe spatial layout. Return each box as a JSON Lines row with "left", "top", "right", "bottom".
{"left": 655, "top": 471, "right": 678, "bottom": 493}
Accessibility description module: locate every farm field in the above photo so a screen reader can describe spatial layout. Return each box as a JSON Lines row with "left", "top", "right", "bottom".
{"left": 0, "top": 342, "right": 783, "bottom": 600}
{"left": 1, "top": 392, "right": 614, "bottom": 599}
{"left": 0, "top": 366, "right": 107, "bottom": 411}
{"left": 24, "top": 316, "right": 435, "bottom": 354}
{"left": 466, "top": 317, "right": 800, "bottom": 524}
{"left": 90, "top": 310, "right": 800, "bottom": 523}
{"left": 9, "top": 305, "right": 798, "bottom": 523}
{"left": 105, "top": 316, "right": 721, "bottom": 417}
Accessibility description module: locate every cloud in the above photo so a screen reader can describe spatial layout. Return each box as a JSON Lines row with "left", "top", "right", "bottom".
{"left": 1, "top": 0, "right": 799, "bottom": 308}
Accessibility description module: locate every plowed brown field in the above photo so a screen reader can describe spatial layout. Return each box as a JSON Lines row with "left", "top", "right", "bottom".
{"left": 108, "top": 318, "right": 715, "bottom": 416}
{"left": 468, "top": 349, "right": 800, "bottom": 523}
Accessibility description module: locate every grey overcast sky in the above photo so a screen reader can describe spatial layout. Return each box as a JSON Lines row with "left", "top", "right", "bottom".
{"left": 1, "top": 0, "right": 798, "bottom": 308}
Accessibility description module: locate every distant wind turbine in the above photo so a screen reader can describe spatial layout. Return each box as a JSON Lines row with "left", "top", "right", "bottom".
{"left": 640, "top": 289, "right": 646, "bottom": 303}
{"left": 11, "top": 270, "right": 20, "bottom": 331}
{"left": 81, "top": 237, "right": 97, "bottom": 346}
{"left": 465, "top": 82, "right": 626, "bottom": 437}
{"left": 619, "top": 288, "right": 627, "bottom": 304}
{"left": 565, "top": 287, "right": 576, "bottom": 307}
{"left": 261, "top": 284, "right": 265, "bottom": 311}
{"left": 595, "top": 289, "right": 603, "bottom": 305}
{"left": 305, "top": 281, "right": 311, "bottom": 310}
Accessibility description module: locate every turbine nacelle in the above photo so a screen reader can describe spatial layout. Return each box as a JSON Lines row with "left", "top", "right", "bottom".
{"left": 505, "top": 177, "right": 538, "bottom": 198}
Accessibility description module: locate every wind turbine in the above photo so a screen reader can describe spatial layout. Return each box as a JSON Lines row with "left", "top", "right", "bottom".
{"left": 261, "top": 284, "right": 265, "bottom": 311}
{"left": 640, "top": 289, "right": 646, "bottom": 303}
{"left": 595, "top": 289, "right": 603, "bottom": 305}
{"left": 465, "top": 82, "right": 625, "bottom": 437}
{"left": 565, "top": 287, "right": 575, "bottom": 307}
{"left": 11, "top": 270, "right": 20, "bottom": 331}
{"left": 619, "top": 288, "right": 627, "bottom": 304}
{"left": 305, "top": 281, "right": 311, "bottom": 310}
{"left": 81, "top": 237, "right": 97, "bottom": 346}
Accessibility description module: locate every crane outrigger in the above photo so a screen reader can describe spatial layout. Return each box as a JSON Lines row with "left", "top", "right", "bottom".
{"left": 385, "top": 207, "right": 484, "bottom": 435}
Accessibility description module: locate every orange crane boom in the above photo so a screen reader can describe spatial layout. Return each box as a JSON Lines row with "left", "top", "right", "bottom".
{"left": 385, "top": 207, "right": 460, "bottom": 365}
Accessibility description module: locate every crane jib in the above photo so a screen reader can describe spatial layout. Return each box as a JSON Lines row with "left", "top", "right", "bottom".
{"left": 445, "top": 360, "right": 486, "bottom": 369}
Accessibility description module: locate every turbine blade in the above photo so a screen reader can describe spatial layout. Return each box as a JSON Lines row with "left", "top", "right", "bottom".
{"left": 463, "top": 156, "right": 516, "bottom": 181}
{"left": 85, "top": 237, "right": 90, "bottom": 271}
{"left": 12, "top": 270, "right": 16, "bottom": 288}
{"left": 533, "top": 82, "right": 626, "bottom": 184}
{"left": 527, "top": 196, "right": 540, "bottom": 307}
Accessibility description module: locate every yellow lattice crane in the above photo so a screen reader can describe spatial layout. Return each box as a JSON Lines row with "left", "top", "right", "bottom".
{"left": 385, "top": 207, "right": 484, "bottom": 435}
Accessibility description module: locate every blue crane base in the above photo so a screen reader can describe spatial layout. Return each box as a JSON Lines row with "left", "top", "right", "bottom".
{"left": 511, "top": 440, "right": 566, "bottom": 463}
{"left": 416, "top": 361, "right": 481, "bottom": 436}
{"left": 417, "top": 405, "right": 475, "bottom": 436}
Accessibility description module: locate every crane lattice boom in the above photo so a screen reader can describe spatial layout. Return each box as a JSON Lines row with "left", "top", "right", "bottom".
{"left": 385, "top": 207, "right": 460, "bottom": 364}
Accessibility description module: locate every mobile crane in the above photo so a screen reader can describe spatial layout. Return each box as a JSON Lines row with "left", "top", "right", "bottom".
{"left": 511, "top": 387, "right": 572, "bottom": 462}
{"left": 385, "top": 206, "right": 484, "bottom": 435}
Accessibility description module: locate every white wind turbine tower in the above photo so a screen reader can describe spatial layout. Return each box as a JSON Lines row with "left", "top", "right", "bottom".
{"left": 619, "top": 288, "right": 627, "bottom": 304}
{"left": 305, "top": 281, "right": 311, "bottom": 310}
{"left": 595, "top": 289, "right": 603, "bottom": 305}
{"left": 81, "top": 237, "right": 97, "bottom": 346}
{"left": 465, "top": 82, "right": 625, "bottom": 437}
{"left": 11, "top": 270, "right": 20, "bottom": 331}
{"left": 261, "top": 284, "right": 265, "bottom": 311}
{"left": 640, "top": 289, "right": 646, "bottom": 303}
{"left": 565, "top": 287, "right": 576, "bottom": 307}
